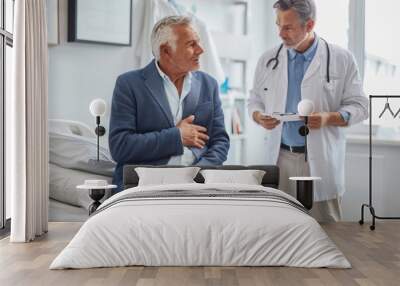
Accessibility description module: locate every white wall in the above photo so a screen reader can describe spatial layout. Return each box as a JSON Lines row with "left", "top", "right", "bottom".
{"left": 48, "top": 0, "right": 141, "bottom": 146}
{"left": 343, "top": 139, "right": 400, "bottom": 221}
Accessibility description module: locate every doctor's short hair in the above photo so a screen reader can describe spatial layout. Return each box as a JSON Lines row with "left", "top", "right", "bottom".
{"left": 151, "top": 15, "right": 194, "bottom": 60}
{"left": 273, "top": 0, "right": 316, "bottom": 24}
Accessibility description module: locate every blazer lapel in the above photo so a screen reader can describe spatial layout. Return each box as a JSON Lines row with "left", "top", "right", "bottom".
{"left": 143, "top": 60, "right": 174, "bottom": 126}
{"left": 182, "top": 74, "right": 201, "bottom": 119}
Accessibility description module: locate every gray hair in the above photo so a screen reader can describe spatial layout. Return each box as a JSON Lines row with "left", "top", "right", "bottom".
{"left": 273, "top": 0, "right": 316, "bottom": 24}
{"left": 150, "top": 15, "right": 193, "bottom": 60}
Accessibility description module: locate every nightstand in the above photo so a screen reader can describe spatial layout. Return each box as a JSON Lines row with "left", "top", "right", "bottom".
{"left": 289, "top": 177, "right": 321, "bottom": 210}
{"left": 77, "top": 180, "right": 117, "bottom": 215}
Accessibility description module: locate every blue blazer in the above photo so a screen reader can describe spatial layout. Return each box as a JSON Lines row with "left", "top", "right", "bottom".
{"left": 109, "top": 60, "right": 230, "bottom": 191}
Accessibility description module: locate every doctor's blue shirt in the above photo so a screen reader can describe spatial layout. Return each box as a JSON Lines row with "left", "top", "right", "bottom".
{"left": 281, "top": 35, "right": 319, "bottom": 147}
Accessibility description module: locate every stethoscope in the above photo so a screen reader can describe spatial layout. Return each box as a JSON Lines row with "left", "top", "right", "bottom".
{"left": 266, "top": 38, "right": 331, "bottom": 83}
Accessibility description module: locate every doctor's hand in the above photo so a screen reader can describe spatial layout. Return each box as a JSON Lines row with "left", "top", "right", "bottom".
{"left": 307, "top": 112, "right": 331, "bottom": 129}
{"left": 253, "top": 111, "right": 280, "bottom": 130}
{"left": 177, "top": 115, "right": 209, "bottom": 148}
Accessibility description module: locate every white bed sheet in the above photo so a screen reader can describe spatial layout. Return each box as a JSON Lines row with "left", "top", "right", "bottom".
{"left": 49, "top": 132, "right": 115, "bottom": 177}
{"left": 49, "top": 163, "right": 112, "bottom": 210}
{"left": 49, "top": 199, "right": 89, "bottom": 222}
{"left": 50, "top": 183, "right": 351, "bottom": 269}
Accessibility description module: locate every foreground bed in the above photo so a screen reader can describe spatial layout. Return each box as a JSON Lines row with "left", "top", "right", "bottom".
{"left": 50, "top": 166, "right": 350, "bottom": 269}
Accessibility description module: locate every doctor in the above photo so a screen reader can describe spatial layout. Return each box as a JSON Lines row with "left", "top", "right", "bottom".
{"left": 248, "top": 0, "right": 368, "bottom": 222}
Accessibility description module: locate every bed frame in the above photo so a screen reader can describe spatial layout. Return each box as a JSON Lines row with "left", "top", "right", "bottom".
{"left": 123, "top": 165, "right": 279, "bottom": 190}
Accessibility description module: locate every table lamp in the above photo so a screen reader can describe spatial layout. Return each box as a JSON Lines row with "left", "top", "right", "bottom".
{"left": 89, "top": 99, "right": 106, "bottom": 161}
{"left": 297, "top": 99, "right": 314, "bottom": 162}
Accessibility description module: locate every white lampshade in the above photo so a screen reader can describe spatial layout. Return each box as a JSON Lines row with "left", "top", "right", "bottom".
{"left": 297, "top": 99, "right": 314, "bottom": 116}
{"left": 89, "top": 99, "right": 107, "bottom": 117}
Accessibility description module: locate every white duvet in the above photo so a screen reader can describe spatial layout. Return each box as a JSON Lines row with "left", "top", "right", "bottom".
{"left": 50, "top": 183, "right": 351, "bottom": 269}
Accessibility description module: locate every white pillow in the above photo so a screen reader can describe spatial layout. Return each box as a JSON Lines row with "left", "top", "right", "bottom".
{"left": 49, "top": 163, "right": 112, "bottom": 210}
{"left": 49, "top": 132, "right": 116, "bottom": 176}
{"left": 135, "top": 167, "right": 201, "bottom": 186}
{"left": 49, "top": 119, "right": 96, "bottom": 138}
{"left": 200, "top": 169, "right": 266, "bottom": 185}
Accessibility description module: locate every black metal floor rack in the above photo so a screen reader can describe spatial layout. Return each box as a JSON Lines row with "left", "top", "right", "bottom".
{"left": 359, "top": 95, "right": 400, "bottom": 230}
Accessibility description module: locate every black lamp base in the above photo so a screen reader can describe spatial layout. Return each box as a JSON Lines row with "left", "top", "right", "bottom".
{"left": 88, "top": 189, "right": 105, "bottom": 215}
{"left": 94, "top": 116, "right": 106, "bottom": 161}
{"left": 298, "top": 117, "right": 309, "bottom": 162}
{"left": 298, "top": 125, "right": 309, "bottom": 136}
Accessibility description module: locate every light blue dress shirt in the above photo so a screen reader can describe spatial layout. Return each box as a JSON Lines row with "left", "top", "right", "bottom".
{"left": 281, "top": 36, "right": 319, "bottom": 147}
{"left": 155, "top": 61, "right": 196, "bottom": 165}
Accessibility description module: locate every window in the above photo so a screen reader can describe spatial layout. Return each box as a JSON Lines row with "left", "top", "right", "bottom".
{"left": 313, "top": 0, "right": 350, "bottom": 49}
{"left": 5, "top": 0, "right": 12, "bottom": 33}
{"left": 1, "top": 0, "right": 14, "bottom": 230}
{"left": 314, "top": 1, "right": 400, "bottom": 133}
{"left": 5, "top": 44, "right": 11, "bottom": 220}
{"left": 364, "top": 0, "right": 400, "bottom": 128}
{"left": 0, "top": 2, "right": 3, "bottom": 230}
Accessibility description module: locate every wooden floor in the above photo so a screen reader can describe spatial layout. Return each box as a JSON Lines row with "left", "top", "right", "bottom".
{"left": 0, "top": 222, "right": 399, "bottom": 286}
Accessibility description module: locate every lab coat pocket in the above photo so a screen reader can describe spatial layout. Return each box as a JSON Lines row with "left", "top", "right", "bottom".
{"left": 262, "top": 88, "right": 275, "bottom": 115}
{"left": 323, "top": 73, "right": 342, "bottom": 92}
{"left": 323, "top": 79, "right": 340, "bottom": 92}
{"left": 322, "top": 76, "right": 343, "bottom": 109}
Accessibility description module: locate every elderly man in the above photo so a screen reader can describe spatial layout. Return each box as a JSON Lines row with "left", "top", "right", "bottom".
{"left": 248, "top": 0, "right": 368, "bottom": 222}
{"left": 109, "top": 16, "right": 230, "bottom": 192}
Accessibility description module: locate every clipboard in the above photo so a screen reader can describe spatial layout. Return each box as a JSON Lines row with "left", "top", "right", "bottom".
{"left": 268, "top": 112, "right": 302, "bottom": 122}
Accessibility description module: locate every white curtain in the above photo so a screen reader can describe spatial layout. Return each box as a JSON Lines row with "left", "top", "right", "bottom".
{"left": 8, "top": 0, "right": 49, "bottom": 242}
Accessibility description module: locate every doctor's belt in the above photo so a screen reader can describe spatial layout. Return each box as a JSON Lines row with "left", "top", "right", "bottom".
{"left": 280, "top": 143, "right": 306, "bottom": 153}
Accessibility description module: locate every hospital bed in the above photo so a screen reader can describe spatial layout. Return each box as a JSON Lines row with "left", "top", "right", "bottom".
{"left": 48, "top": 119, "right": 115, "bottom": 221}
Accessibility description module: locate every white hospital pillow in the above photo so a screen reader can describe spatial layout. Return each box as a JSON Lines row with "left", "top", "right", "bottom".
{"left": 200, "top": 169, "right": 266, "bottom": 185}
{"left": 135, "top": 167, "right": 201, "bottom": 186}
{"left": 49, "top": 132, "right": 115, "bottom": 176}
{"left": 49, "top": 119, "right": 95, "bottom": 138}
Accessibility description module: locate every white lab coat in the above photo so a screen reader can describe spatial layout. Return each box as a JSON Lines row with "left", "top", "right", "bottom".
{"left": 248, "top": 38, "right": 368, "bottom": 201}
